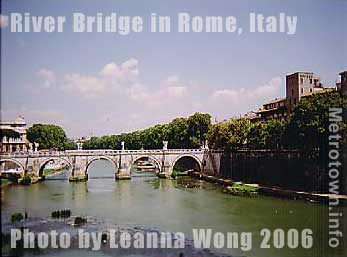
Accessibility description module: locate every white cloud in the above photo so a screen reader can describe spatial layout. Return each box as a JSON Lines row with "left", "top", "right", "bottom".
{"left": 62, "top": 73, "right": 107, "bottom": 99}
{"left": 62, "top": 58, "right": 140, "bottom": 98}
{"left": 128, "top": 76, "right": 188, "bottom": 107}
{"left": 208, "top": 77, "right": 283, "bottom": 119}
{"left": 166, "top": 86, "right": 187, "bottom": 97}
{"left": 212, "top": 77, "right": 282, "bottom": 102}
{"left": 127, "top": 83, "right": 148, "bottom": 101}
{"left": 99, "top": 58, "right": 139, "bottom": 83}
{"left": 98, "top": 62, "right": 120, "bottom": 78}
{"left": 36, "top": 68, "right": 56, "bottom": 88}
{"left": 25, "top": 58, "right": 285, "bottom": 136}
{"left": 163, "top": 75, "right": 180, "bottom": 86}
{"left": 0, "top": 15, "right": 8, "bottom": 28}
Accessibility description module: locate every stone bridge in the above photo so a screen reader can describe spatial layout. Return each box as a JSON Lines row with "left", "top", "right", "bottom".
{"left": 0, "top": 149, "right": 206, "bottom": 181}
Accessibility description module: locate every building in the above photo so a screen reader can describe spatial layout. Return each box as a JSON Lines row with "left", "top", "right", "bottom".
{"left": 286, "top": 72, "right": 323, "bottom": 108}
{"left": 243, "top": 111, "right": 261, "bottom": 122}
{"left": 0, "top": 116, "right": 28, "bottom": 152}
{"left": 256, "top": 97, "right": 287, "bottom": 121}
{"left": 256, "top": 71, "right": 332, "bottom": 121}
{"left": 301, "top": 87, "right": 335, "bottom": 100}
{"left": 337, "top": 71, "right": 347, "bottom": 97}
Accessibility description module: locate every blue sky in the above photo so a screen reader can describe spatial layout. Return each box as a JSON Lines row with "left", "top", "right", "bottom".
{"left": 1, "top": 0, "right": 346, "bottom": 138}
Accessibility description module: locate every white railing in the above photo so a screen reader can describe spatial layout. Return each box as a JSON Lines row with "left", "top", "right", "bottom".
{"left": 0, "top": 149, "right": 205, "bottom": 158}
{"left": 1, "top": 137, "right": 26, "bottom": 144}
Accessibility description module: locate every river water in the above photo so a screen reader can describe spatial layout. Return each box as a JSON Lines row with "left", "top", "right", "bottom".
{"left": 1, "top": 160, "right": 346, "bottom": 257}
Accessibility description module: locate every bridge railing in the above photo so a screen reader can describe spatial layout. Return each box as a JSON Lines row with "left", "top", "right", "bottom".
{"left": 0, "top": 149, "right": 205, "bottom": 158}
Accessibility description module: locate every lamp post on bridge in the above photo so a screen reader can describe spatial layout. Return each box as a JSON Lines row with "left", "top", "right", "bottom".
{"left": 115, "top": 141, "right": 130, "bottom": 180}
{"left": 34, "top": 142, "right": 39, "bottom": 152}
{"left": 77, "top": 142, "right": 83, "bottom": 150}
{"left": 201, "top": 140, "right": 209, "bottom": 150}
{"left": 163, "top": 141, "right": 168, "bottom": 150}
{"left": 158, "top": 141, "right": 170, "bottom": 178}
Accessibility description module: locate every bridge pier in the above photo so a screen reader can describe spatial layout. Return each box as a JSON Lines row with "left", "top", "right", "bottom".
{"left": 69, "top": 156, "right": 88, "bottom": 182}
{"left": 69, "top": 168, "right": 88, "bottom": 182}
{"left": 115, "top": 152, "right": 131, "bottom": 180}
{"left": 115, "top": 163, "right": 131, "bottom": 180}
{"left": 115, "top": 171, "right": 131, "bottom": 180}
{"left": 157, "top": 161, "right": 172, "bottom": 178}
{"left": 69, "top": 172, "right": 88, "bottom": 182}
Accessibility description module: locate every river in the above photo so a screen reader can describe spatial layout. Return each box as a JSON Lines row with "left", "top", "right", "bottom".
{"left": 1, "top": 160, "right": 346, "bottom": 257}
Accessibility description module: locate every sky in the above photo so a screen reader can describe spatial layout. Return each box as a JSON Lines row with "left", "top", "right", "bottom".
{"left": 1, "top": 0, "right": 346, "bottom": 138}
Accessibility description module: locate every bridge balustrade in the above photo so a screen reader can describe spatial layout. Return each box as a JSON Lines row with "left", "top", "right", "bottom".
{"left": 0, "top": 148, "right": 205, "bottom": 158}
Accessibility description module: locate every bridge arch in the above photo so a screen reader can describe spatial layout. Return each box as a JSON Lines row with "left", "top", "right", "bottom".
{"left": 85, "top": 156, "right": 118, "bottom": 175}
{"left": 131, "top": 155, "right": 162, "bottom": 173}
{"left": 172, "top": 154, "right": 202, "bottom": 172}
{"left": 0, "top": 158, "right": 26, "bottom": 176}
{"left": 38, "top": 157, "right": 73, "bottom": 177}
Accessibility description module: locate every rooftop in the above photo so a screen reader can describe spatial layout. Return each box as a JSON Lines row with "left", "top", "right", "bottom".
{"left": 0, "top": 117, "right": 26, "bottom": 126}
{"left": 287, "top": 71, "right": 314, "bottom": 76}
{"left": 256, "top": 107, "right": 283, "bottom": 114}
{"left": 263, "top": 97, "right": 286, "bottom": 105}
{"left": 302, "top": 88, "right": 335, "bottom": 98}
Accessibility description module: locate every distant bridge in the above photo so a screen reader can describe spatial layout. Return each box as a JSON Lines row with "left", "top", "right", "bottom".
{"left": 0, "top": 149, "right": 206, "bottom": 181}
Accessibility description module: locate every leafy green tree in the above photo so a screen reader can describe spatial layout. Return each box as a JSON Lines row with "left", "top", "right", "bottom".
{"left": 187, "top": 113, "right": 212, "bottom": 147}
{"left": 207, "top": 118, "right": 251, "bottom": 150}
{"left": 285, "top": 92, "right": 347, "bottom": 151}
{"left": 247, "top": 122, "right": 266, "bottom": 149}
{"left": 83, "top": 113, "right": 212, "bottom": 150}
{"left": 0, "top": 129, "right": 20, "bottom": 139}
{"left": 64, "top": 140, "right": 78, "bottom": 150}
{"left": 263, "top": 119, "right": 287, "bottom": 149}
{"left": 167, "top": 118, "right": 189, "bottom": 148}
{"left": 83, "top": 136, "right": 101, "bottom": 149}
{"left": 27, "top": 124, "right": 75, "bottom": 150}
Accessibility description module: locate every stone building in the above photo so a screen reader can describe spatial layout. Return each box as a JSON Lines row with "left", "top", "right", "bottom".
{"left": 256, "top": 71, "right": 335, "bottom": 121}
{"left": 337, "top": 71, "right": 347, "bottom": 97}
{"left": 243, "top": 111, "right": 261, "bottom": 122}
{"left": 0, "top": 116, "right": 28, "bottom": 152}
{"left": 286, "top": 72, "right": 323, "bottom": 108}
{"left": 256, "top": 97, "right": 287, "bottom": 121}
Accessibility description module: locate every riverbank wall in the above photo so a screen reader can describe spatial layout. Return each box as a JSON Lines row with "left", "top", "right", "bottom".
{"left": 202, "top": 150, "right": 347, "bottom": 195}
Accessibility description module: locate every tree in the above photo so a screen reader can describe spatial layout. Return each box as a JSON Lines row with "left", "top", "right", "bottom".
{"left": 207, "top": 118, "right": 251, "bottom": 150}
{"left": 187, "top": 112, "right": 212, "bottom": 147}
{"left": 167, "top": 118, "right": 189, "bottom": 148}
{"left": 83, "top": 113, "right": 212, "bottom": 150}
{"left": 285, "top": 92, "right": 347, "bottom": 151}
{"left": 262, "top": 119, "right": 286, "bottom": 149}
{"left": 247, "top": 122, "right": 266, "bottom": 149}
{"left": 64, "top": 140, "right": 78, "bottom": 150}
{"left": 0, "top": 129, "right": 20, "bottom": 139}
{"left": 27, "top": 124, "right": 75, "bottom": 150}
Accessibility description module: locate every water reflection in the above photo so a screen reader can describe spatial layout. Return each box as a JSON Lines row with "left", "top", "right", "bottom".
{"left": 1, "top": 160, "right": 347, "bottom": 257}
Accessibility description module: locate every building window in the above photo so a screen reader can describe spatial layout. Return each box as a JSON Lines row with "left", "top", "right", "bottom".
{"left": 294, "top": 98, "right": 297, "bottom": 104}
{"left": 301, "top": 88, "right": 304, "bottom": 94}
{"left": 292, "top": 89, "right": 294, "bottom": 96}
{"left": 310, "top": 79, "right": 312, "bottom": 84}
{"left": 310, "top": 88, "right": 312, "bottom": 93}
{"left": 300, "top": 78, "right": 303, "bottom": 84}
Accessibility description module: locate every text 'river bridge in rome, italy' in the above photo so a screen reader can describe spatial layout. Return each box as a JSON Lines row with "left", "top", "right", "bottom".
{"left": 0, "top": 145, "right": 206, "bottom": 181}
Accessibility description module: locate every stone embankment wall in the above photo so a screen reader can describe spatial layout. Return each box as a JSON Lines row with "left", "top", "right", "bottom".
{"left": 202, "top": 150, "right": 347, "bottom": 194}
